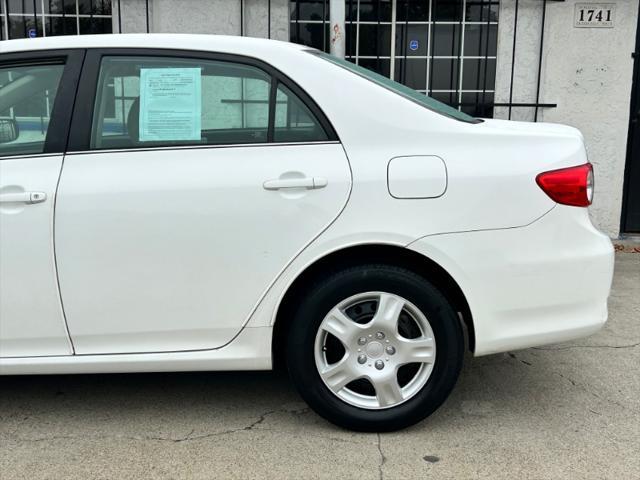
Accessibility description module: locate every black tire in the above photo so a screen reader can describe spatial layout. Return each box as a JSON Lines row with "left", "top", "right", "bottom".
{"left": 285, "top": 264, "right": 464, "bottom": 432}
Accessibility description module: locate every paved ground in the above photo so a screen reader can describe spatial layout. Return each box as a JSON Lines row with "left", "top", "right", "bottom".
{"left": 1, "top": 253, "right": 638, "bottom": 480}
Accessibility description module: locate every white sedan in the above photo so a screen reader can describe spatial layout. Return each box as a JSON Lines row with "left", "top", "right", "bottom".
{"left": 0, "top": 34, "right": 614, "bottom": 431}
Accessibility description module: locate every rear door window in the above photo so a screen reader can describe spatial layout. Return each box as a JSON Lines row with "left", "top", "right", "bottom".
{"left": 274, "top": 83, "right": 329, "bottom": 143}
{"left": 315, "top": 51, "right": 479, "bottom": 123}
{"left": 90, "top": 55, "right": 331, "bottom": 150}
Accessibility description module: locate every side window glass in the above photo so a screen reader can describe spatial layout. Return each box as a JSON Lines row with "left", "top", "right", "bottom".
{"left": 91, "top": 56, "right": 271, "bottom": 149}
{"left": 274, "top": 83, "right": 329, "bottom": 143}
{"left": 0, "top": 63, "right": 65, "bottom": 157}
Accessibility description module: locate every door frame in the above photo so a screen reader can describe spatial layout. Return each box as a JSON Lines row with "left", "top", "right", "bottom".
{"left": 0, "top": 49, "right": 85, "bottom": 157}
{"left": 621, "top": 14, "right": 640, "bottom": 234}
{"left": 0, "top": 49, "right": 84, "bottom": 357}
{"left": 66, "top": 48, "right": 339, "bottom": 153}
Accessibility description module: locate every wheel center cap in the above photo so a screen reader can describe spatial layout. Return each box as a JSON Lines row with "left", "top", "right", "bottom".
{"left": 365, "top": 341, "right": 384, "bottom": 358}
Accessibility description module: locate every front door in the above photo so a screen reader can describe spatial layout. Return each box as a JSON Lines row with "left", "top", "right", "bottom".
{"left": 0, "top": 51, "right": 82, "bottom": 357}
{"left": 56, "top": 50, "right": 351, "bottom": 355}
{"left": 622, "top": 17, "right": 640, "bottom": 233}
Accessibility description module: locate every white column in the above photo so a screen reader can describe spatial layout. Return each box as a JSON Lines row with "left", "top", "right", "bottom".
{"left": 330, "top": 0, "right": 346, "bottom": 58}
{"left": 390, "top": 0, "right": 397, "bottom": 79}
{"left": 493, "top": 0, "right": 543, "bottom": 122}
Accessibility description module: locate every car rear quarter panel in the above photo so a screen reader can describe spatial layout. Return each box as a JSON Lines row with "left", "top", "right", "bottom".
{"left": 264, "top": 49, "right": 588, "bottom": 239}
{"left": 408, "top": 205, "right": 614, "bottom": 355}
{"left": 243, "top": 48, "right": 595, "bottom": 336}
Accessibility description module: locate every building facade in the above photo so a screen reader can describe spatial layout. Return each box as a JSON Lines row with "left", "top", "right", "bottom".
{"left": 1, "top": 0, "right": 638, "bottom": 237}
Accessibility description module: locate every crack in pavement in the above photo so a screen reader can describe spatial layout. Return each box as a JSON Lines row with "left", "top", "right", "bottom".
{"left": 3, "top": 426, "right": 369, "bottom": 447}
{"left": 3, "top": 407, "right": 372, "bottom": 447}
{"left": 507, "top": 352, "right": 532, "bottom": 366}
{"left": 20, "top": 410, "right": 285, "bottom": 445}
{"left": 4, "top": 408, "right": 287, "bottom": 444}
{"left": 555, "top": 372, "right": 577, "bottom": 387}
{"left": 502, "top": 346, "right": 639, "bottom": 415}
{"left": 376, "top": 433, "right": 386, "bottom": 480}
{"left": 533, "top": 342, "right": 640, "bottom": 351}
{"left": 554, "top": 372, "right": 639, "bottom": 414}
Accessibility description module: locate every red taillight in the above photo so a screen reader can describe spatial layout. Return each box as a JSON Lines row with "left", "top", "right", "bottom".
{"left": 536, "top": 163, "right": 594, "bottom": 207}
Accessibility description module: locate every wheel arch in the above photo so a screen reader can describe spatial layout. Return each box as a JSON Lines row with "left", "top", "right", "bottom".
{"left": 272, "top": 244, "right": 475, "bottom": 369}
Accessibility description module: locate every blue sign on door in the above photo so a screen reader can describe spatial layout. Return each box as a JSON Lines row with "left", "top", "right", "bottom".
{"left": 409, "top": 40, "right": 419, "bottom": 51}
{"left": 27, "top": 28, "right": 37, "bottom": 38}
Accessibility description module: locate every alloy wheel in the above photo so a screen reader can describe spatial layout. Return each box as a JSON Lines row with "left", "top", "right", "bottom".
{"left": 314, "top": 291, "right": 436, "bottom": 410}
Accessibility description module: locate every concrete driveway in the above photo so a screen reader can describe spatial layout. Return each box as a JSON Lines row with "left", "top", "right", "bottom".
{"left": 1, "top": 253, "right": 638, "bottom": 480}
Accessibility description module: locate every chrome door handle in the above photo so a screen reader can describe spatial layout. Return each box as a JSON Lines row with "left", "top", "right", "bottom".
{"left": 263, "top": 177, "right": 328, "bottom": 190}
{"left": 0, "top": 191, "right": 47, "bottom": 204}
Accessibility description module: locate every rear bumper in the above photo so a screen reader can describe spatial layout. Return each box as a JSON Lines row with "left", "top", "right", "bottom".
{"left": 408, "top": 205, "right": 614, "bottom": 356}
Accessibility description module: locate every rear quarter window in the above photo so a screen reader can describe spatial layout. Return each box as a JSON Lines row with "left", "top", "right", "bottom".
{"left": 314, "top": 51, "right": 480, "bottom": 124}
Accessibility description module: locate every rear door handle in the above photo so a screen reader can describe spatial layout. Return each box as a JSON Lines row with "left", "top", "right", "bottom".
{"left": 0, "top": 192, "right": 47, "bottom": 204}
{"left": 263, "top": 177, "right": 328, "bottom": 190}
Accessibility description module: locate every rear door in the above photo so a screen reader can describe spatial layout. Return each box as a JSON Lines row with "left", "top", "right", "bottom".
{"left": 622, "top": 22, "right": 640, "bottom": 233}
{"left": 56, "top": 49, "right": 351, "bottom": 354}
{"left": 0, "top": 50, "right": 83, "bottom": 357}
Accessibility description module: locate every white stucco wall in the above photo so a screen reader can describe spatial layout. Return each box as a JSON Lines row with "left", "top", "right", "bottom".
{"left": 494, "top": 0, "right": 544, "bottom": 122}
{"left": 113, "top": 0, "right": 289, "bottom": 41}
{"left": 495, "top": 0, "right": 638, "bottom": 237}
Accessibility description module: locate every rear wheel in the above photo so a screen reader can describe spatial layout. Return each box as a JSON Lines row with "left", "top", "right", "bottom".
{"left": 286, "top": 264, "right": 464, "bottom": 432}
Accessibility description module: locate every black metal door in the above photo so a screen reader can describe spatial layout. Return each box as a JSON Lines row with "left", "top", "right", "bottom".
{"left": 622, "top": 18, "right": 640, "bottom": 233}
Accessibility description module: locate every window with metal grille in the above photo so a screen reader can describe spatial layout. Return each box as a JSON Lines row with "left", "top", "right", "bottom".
{"left": 1, "top": 0, "right": 112, "bottom": 40}
{"left": 290, "top": 0, "right": 499, "bottom": 117}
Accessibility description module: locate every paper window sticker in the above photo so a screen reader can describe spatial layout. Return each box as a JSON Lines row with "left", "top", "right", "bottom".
{"left": 138, "top": 67, "right": 202, "bottom": 142}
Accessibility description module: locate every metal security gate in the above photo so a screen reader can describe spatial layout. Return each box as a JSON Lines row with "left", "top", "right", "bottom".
{"left": 290, "top": 0, "right": 557, "bottom": 120}
{"left": 3, "top": 0, "right": 557, "bottom": 123}
{"left": 291, "top": 0, "right": 499, "bottom": 117}
{"left": 0, "top": 0, "right": 113, "bottom": 38}
{"left": 621, "top": 13, "right": 640, "bottom": 234}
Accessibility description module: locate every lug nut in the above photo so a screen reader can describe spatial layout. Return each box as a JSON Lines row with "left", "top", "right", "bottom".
{"left": 357, "top": 354, "right": 367, "bottom": 364}
{"left": 385, "top": 346, "right": 396, "bottom": 355}
{"left": 376, "top": 332, "right": 385, "bottom": 340}
{"left": 375, "top": 360, "right": 384, "bottom": 370}
{"left": 358, "top": 337, "right": 367, "bottom": 345}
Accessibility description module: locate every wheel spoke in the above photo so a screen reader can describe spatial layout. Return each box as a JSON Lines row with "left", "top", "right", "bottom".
{"left": 374, "top": 373, "right": 404, "bottom": 407}
{"left": 397, "top": 336, "right": 435, "bottom": 365}
{"left": 321, "top": 307, "right": 361, "bottom": 345}
{"left": 319, "top": 358, "right": 360, "bottom": 393}
{"left": 371, "top": 293, "right": 404, "bottom": 332}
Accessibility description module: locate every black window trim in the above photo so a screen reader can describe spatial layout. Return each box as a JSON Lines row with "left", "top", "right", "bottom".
{"left": 67, "top": 48, "right": 339, "bottom": 152}
{"left": 0, "top": 49, "right": 85, "bottom": 157}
